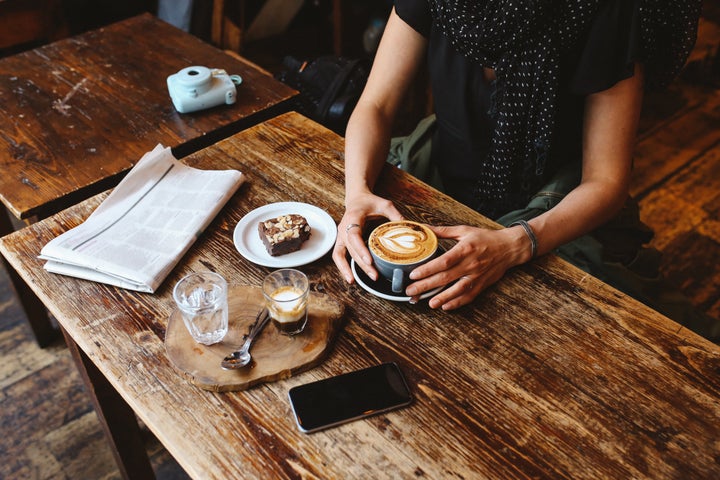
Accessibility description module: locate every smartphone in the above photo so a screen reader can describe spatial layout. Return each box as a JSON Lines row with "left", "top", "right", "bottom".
{"left": 288, "top": 362, "right": 413, "bottom": 433}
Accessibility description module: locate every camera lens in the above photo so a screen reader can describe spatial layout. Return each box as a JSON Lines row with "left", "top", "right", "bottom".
{"left": 174, "top": 66, "right": 212, "bottom": 93}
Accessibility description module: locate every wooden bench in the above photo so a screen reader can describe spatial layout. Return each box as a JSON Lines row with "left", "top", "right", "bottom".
{"left": 0, "top": 0, "right": 68, "bottom": 54}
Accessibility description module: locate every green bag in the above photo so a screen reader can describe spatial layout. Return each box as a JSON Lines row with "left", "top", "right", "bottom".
{"left": 387, "top": 114, "right": 444, "bottom": 191}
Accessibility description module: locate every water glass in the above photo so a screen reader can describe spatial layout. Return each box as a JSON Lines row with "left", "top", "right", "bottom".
{"left": 173, "top": 271, "right": 228, "bottom": 345}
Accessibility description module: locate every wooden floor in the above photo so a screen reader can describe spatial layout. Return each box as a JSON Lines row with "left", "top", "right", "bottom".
{"left": 1, "top": 5, "right": 719, "bottom": 480}
{"left": 633, "top": 9, "right": 720, "bottom": 321}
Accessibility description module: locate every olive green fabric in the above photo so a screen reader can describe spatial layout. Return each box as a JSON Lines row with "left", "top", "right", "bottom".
{"left": 387, "top": 114, "right": 444, "bottom": 191}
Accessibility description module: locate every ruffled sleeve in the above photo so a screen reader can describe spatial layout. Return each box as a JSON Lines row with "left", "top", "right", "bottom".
{"left": 394, "top": 0, "right": 432, "bottom": 38}
{"left": 570, "top": 0, "right": 641, "bottom": 94}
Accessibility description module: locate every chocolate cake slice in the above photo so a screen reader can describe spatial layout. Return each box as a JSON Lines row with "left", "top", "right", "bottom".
{"left": 258, "top": 214, "right": 311, "bottom": 256}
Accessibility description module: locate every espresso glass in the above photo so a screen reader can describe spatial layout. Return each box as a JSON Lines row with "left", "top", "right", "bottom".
{"left": 263, "top": 269, "right": 309, "bottom": 336}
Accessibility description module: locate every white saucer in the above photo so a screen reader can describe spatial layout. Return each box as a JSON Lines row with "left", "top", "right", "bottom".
{"left": 351, "top": 259, "right": 445, "bottom": 302}
{"left": 233, "top": 202, "right": 337, "bottom": 268}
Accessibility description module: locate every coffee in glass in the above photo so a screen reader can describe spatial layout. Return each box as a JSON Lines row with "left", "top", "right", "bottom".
{"left": 263, "top": 269, "right": 309, "bottom": 335}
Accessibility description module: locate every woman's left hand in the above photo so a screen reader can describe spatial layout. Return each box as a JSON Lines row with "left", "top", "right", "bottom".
{"left": 405, "top": 224, "right": 529, "bottom": 310}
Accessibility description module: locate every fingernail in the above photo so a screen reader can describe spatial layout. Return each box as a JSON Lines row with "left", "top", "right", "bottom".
{"left": 409, "top": 298, "right": 418, "bottom": 305}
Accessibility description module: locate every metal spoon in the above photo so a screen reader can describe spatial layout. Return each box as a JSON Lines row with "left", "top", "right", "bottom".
{"left": 221, "top": 307, "right": 270, "bottom": 370}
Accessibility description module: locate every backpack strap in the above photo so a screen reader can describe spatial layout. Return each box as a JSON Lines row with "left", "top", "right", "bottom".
{"left": 315, "top": 59, "right": 364, "bottom": 120}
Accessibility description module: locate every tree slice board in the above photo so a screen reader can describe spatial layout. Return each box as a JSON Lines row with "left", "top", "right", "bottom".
{"left": 165, "top": 285, "right": 345, "bottom": 392}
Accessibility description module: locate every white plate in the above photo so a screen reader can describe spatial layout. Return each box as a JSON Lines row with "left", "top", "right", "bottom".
{"left": 233, "top": 202, "right": 337, "bottom": 268}
{"left": 351, "top": 259, "right": 445, "bottom": 302}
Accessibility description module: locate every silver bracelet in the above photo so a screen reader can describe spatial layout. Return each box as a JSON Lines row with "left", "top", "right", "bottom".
{"left": 509, "top": 220, "right": 538, "bottom": 259}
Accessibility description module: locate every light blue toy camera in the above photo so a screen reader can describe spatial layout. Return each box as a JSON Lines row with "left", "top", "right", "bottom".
{"left": 167, "top": 66, "right": 241, "bottom": 113}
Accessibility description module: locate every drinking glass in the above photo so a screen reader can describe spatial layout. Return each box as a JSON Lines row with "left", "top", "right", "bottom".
{"left": 262, "top": 269, "right": 309, "bottom": 336}
{"left": 173, "top": 271, "right": 228, "bottom": 345}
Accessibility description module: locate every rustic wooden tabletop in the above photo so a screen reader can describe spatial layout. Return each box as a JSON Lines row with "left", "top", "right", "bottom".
{"left": 1, "top": 112, "right": 718, "bottom": 479}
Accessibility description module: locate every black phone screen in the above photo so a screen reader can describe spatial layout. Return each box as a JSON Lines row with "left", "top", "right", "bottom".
{"left": 288, "top": 362, "right": 413, "bottom": 433}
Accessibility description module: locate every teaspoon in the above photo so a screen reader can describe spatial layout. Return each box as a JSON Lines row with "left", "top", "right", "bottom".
{"left": 221, "top": 307, "right": 270, "bottom": 369}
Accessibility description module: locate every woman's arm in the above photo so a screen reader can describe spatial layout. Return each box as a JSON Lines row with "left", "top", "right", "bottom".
{"left": 332, "top": 8, "right": 428, "bottom": 283}
{"left": 525, "top": 63, "right": 644, "bottom": 258}
{"left": 406, "top": 64, "right": 645, "bottom": 309}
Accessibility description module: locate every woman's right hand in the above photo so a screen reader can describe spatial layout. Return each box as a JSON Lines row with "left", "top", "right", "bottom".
{"left": 332, "top": 192, "right": 404, "bottom": 284}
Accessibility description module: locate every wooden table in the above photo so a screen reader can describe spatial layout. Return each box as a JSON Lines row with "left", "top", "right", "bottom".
{"left": 0, "top": 12, "right": 297, "bottom": 346}
{"left": 1, "top": 112, "right": 718, "bottom": 479}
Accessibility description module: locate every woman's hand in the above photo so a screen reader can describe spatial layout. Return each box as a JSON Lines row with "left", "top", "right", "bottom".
{"left": 333, "top": 8, "right": 427, "bottom": 285}
{"left": 332, "top": 192, "right": 404, "bottom": 284}
{"left": 405, "top": 224, "right": 531, "bottom": 310}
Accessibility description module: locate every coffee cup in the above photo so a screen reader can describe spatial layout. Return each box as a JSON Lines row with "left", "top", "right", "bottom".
{"left": 367, "top": 220, "right": 438, "bottom": 293}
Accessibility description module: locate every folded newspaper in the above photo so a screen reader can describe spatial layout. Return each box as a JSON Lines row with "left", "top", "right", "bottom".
{"left": 39, "top": 144, "right": 245, "bottom": 293}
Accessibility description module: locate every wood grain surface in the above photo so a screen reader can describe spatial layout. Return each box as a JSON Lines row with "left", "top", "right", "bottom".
{"left": 0, "top": 13, "right": 296, "bottom": 220}
{"left": 1, "top": 112, "right": 718, "bottom": 480}
{"left": 166, "top": 285, "right": 345, "bottom": 392}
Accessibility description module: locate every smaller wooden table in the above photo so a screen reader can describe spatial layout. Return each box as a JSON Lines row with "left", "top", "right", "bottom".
{"left": 0, "top": 12, "right": 297, "bottom": 346}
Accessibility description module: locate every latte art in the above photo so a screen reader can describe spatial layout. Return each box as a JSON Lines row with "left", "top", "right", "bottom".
{"left": 369, "top": 221, "right": 437, "bottom": 264}
{"left": 377, "top": 228, "right": 429, "bottom": 257}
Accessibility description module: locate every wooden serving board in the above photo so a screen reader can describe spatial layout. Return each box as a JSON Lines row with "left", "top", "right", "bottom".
{"left": 165, "top": 285, "right": 345, "bottom": 392}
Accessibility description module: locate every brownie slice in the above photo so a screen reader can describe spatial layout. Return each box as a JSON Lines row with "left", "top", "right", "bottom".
{"left": 258, "top": 214, "right": 311, "bottom": 256}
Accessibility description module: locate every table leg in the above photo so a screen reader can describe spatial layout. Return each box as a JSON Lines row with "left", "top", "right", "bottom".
{"left": 0, "top": 205, "right": 58, "bottom": 347}
{"left": 61, "top": 327, "right": 156, "bottom": 480}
